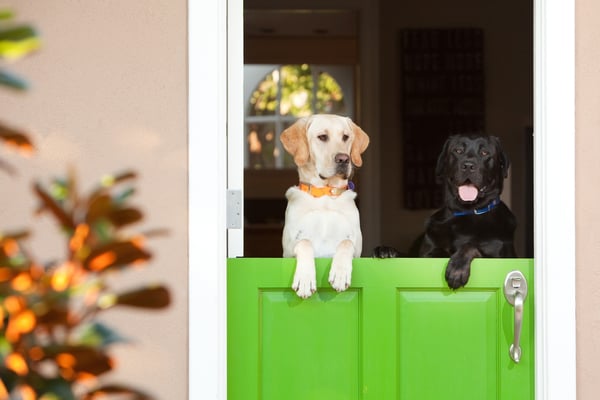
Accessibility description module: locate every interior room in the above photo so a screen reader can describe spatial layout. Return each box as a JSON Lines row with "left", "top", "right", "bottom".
{"left": 243, "top": 0, "right": 533, "bottom": 259}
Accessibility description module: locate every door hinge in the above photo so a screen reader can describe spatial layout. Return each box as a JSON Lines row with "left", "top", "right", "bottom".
{"left": 227, "top": 189, "right": 242, "bottom": 229}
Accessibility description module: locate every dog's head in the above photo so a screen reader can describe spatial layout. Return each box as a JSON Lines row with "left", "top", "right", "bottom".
{"left": 436, "top": 134, "right": 510, "bottom": 207}
{"left": 280, "top": 114, "right": 370, "bottom": 185}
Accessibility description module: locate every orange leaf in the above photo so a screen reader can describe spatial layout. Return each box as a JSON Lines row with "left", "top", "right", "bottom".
{"left": 0, "top": 122, "right": 35, "bottom": 155}
{"left": 5, "top": 353, "right": 28, "bottom": 375}
{"left": 84, "top": 241, "right": 151, "bottom": 272}
{"left": 13, "top": 309, "right": 36, "bottom": 333}
{"left": 88, "top": 251, "right": 116, "bottom": 271}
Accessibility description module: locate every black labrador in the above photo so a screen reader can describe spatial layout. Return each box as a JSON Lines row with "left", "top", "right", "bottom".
{"left": 374, "top": 134, "right": 517, "bottom": 289}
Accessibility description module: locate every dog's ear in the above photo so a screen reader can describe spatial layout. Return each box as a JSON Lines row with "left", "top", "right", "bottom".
{"left": 491, "top": 136, "right": 510, "bottom": 178}
{"left": 348, "top": 119, "right": 370, "bottom": 167}
{"left": 435, "top": 137, "right": 452, "bottom": 183}
{"left": 280, "top": 117, "right": 310, "bottom": 166}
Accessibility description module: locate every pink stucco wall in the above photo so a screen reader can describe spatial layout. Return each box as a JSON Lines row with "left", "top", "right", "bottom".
{"left": 0, "top": 2, "right": 188, "bottom": 398}
{"left": 576, "top": 0, "right": 600, "bottom": 397}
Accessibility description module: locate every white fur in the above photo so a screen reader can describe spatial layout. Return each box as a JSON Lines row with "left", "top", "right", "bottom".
{"left": 283, "top": 188, "right": 362, "bottom": 298}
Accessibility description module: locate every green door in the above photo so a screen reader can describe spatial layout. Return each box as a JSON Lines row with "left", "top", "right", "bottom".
{"left": 227, "top": 258, "right": 534, "bottom": 400}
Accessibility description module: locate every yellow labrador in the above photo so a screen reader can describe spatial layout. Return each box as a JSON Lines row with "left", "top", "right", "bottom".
{"left": 281, "top": 114, "right": 370, "bottom": 298}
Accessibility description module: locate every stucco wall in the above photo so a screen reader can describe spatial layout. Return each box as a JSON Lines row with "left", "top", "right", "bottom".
{"left": 0, "top": 1, "right": 188, "bottom": 398}
{"left": 576, "top": 0, "right": 600, "bottom": 398}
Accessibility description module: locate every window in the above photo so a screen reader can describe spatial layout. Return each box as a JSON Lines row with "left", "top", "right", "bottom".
{"left": 244, "top": 64, "right": 354, "bottom": 169}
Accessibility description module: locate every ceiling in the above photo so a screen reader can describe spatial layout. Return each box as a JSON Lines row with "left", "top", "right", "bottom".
{"left": 244, "top": 9, "right": 358, "bottom": 37}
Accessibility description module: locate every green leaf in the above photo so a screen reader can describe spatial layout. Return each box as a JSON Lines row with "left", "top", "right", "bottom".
{"left": 76, "top": 322, "right": 129, "bottom": 348}
{"left": 38, "top": 378, "right": 76, "bottom": 400}
{"left": 114, "top": 187, "right": 136, "bottom": 204}
{"left": 99, "top": 170, "right": 137, "bottom": 188}
{"left": 0, "top": 69, "right": 27, "bottom": 90}
{"left": 0, "top": 26, "right": 37, "bottom": 42}
{"left": 0, "top": 25, "right": 41, "bottom": 61}
{"left": 0, "top": 10, "right": 15, "bottom": 20}
{"left": 0, "top": 335, "right": 13, "bottom": 358}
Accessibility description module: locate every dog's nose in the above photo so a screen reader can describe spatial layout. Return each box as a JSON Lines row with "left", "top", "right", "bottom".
{"left": 462, "top": 161, "right": 476, "bottom": 171}
{"left": 335, "top": 153, "right": 350, "bottom": 164}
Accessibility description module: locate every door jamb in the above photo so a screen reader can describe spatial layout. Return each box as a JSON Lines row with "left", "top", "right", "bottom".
{"left": 533, "top": 1, "right": 576, "bottom": 398}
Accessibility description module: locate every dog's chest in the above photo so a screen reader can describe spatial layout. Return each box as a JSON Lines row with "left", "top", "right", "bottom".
{"left": 283, "top": 188, "right": 361, "bottom": 256}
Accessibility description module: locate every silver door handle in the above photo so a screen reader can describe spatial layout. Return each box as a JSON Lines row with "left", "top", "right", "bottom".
{"left": 503, "top": 270, "right": 528, "bottom": 363}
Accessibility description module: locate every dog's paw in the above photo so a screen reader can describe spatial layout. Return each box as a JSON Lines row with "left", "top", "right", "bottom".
{"left": 292, "top": 270, "right": 317, "bottom": 299}
{"left": 445, "top": 257, "right": 471, "bottom": 289}
{"left": 373, "top": 245, "right": 401, "bottom": 258}
{"left": 328, "top": 262, "right": 351, "bottom": 292}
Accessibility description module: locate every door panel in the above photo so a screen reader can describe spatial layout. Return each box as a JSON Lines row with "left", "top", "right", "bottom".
{"left": 228, "top": 258, "right": 534, "bottom": 400}
{"left": 396, "top": 290, "right": 499, "bottom": 399}
{"left": 260, "top": 290, "right": 360, "bottom": 399}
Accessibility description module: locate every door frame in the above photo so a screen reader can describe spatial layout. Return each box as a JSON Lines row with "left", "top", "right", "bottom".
{"left": 188, "top": 0, "right": 576, "bottom": 398}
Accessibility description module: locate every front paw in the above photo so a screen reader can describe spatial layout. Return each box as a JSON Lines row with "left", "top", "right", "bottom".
{"left": 445, "top": 256, "right": 471, "bottom": 289}
{"left": 328, "top": 261, "right": 352, "bottom": 292}
{"left": 373, "top": 245, "right": 401, "bottom": 258}
{"left": 292, "top": 267, "right": 316, "bottom": 299}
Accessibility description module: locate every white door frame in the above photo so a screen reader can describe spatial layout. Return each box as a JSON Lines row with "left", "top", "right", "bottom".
{"left": 188, "top": 0, "right": 576, "bottom": 398}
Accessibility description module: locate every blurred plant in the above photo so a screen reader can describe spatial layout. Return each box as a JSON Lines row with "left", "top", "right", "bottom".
{"left": 0, "top": 8, "right": 41, "bottom": 90}
{"left": 0, "top": 8, "right": 39, "bottom": 176}
{"left": 0, "top": 169, "right": 171, "bottom": 399}
{"left": 0, "top": 9, "right": 171, "bottom": 400}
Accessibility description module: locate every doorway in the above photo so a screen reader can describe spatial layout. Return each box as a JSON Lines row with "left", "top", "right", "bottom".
{"left": 187, "top": 0, "right": 576, "bottom": 398}
{"left": 241, "top": 2, "right": 533, "bottom": 259}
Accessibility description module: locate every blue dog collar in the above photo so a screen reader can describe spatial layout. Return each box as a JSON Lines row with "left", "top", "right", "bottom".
{"left": 453, "top": 198, "right": 500, "bottom": 217}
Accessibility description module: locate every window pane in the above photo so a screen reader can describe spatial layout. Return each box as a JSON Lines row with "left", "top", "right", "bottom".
{"left": 245, "top": 64, "right": 351, "bottom": 170}
{"left": 247, "top": 122, "right": 278, "bottom": 169}
{"left": 249, "top": 70, "right": 278, "bottom": 116}
{"left": 280, "top": 64, "right": 313, "bottom": 117}
{"left": 316, "top": 71, "right": 346, "bottom": 114}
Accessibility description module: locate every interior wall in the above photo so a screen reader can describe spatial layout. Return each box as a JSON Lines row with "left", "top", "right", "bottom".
{"left": 0, "top": 2, "right": 188, "bottom": 399}
{"left": 378, "top": 0, "right": 533, "bottom": 256}
{"left": 576, "top": 0, "right": 600, "bottom": 397}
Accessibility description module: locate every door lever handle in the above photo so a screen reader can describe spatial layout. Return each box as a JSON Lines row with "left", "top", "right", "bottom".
{"left": 503, "top": 270, "right": 528, "bottom": 363}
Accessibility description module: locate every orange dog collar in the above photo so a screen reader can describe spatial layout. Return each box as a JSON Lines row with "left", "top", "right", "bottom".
{"left": 298, "top": 182, "right": 350, "bottom": 197}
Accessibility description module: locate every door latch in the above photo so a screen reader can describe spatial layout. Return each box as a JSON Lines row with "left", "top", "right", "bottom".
{"left": 503, "top": 270, "right": 528, "bottom": 363}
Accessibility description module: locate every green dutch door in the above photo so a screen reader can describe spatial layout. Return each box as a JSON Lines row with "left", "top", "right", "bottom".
{"left": 228, "top": 258, "right": 534, "bottom": 400}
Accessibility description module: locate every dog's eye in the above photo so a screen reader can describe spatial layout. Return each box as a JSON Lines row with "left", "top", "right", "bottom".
{"left": 317, "top": 134, "right": 328, "bottom": 142}
{"left": 480, "top": 149, "right": 490, "bottom": 156}
{"left": 454, "top": 148, "right": 464, "bottom": 154}
{"left": 342, "top": 134, "right": 350, "bottom": 142}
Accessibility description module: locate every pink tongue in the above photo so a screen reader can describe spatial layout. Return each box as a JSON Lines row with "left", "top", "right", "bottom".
{"left": 458, "top": 184, "right": 479, "bottom": 202}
